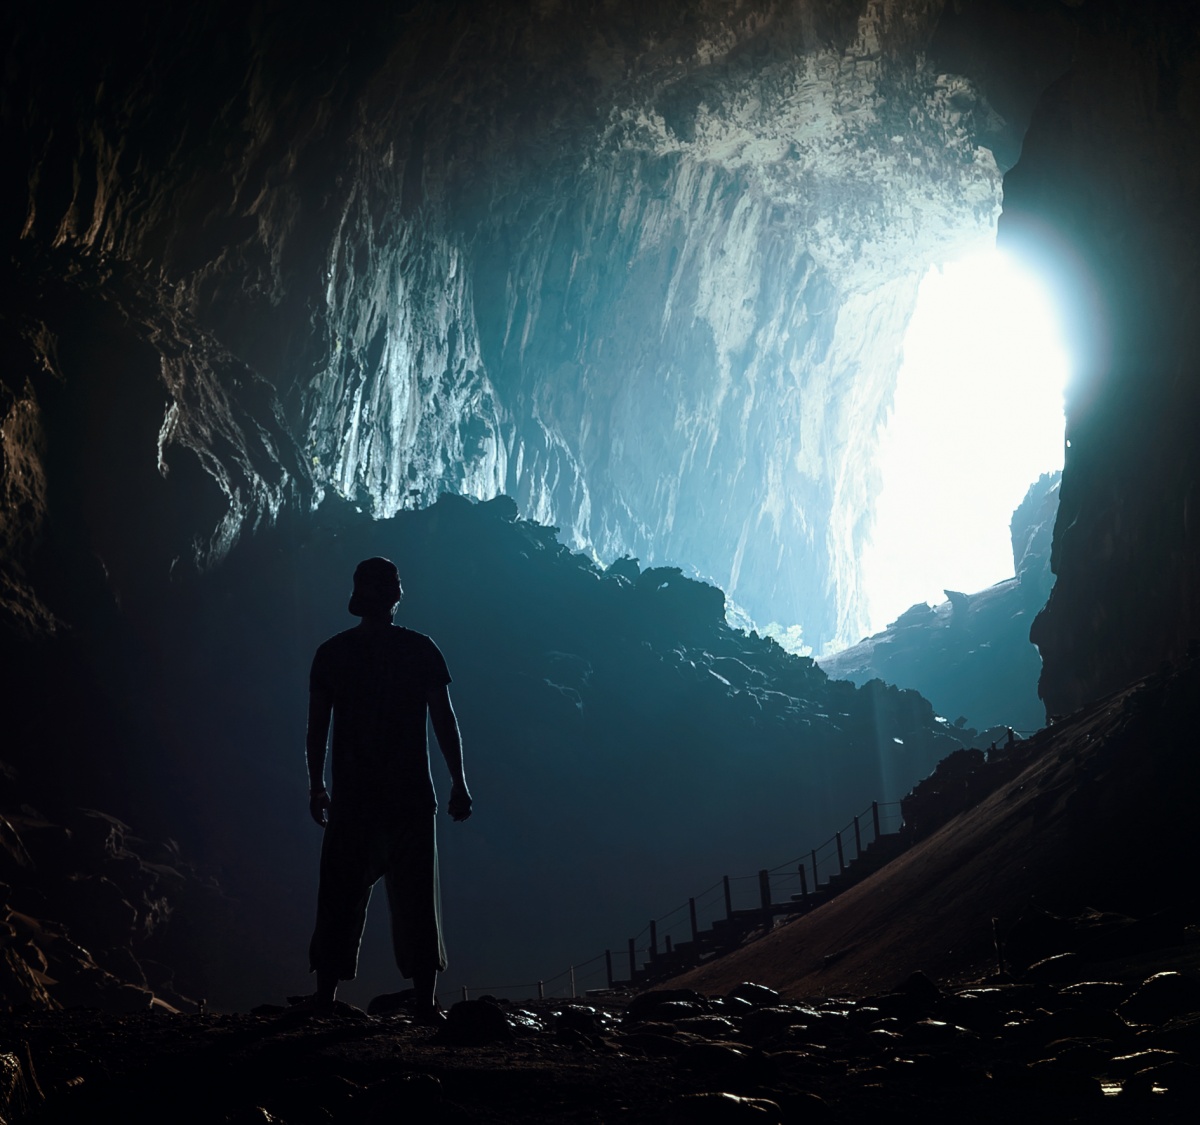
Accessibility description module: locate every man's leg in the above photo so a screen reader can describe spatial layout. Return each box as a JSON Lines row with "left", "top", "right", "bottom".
{"left": 315, "top": 969, "right": 339, "bottom": 1007}
{"left": 411, "top": 968, "right": 438, "bottom": 1015}
{"left": 383, "top": 811, "right": 447, "bottom": 1020}
{"left": 310, "top": 809, "right": 380, "bottom": 1003}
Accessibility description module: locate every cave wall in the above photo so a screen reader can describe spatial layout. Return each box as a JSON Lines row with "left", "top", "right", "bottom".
{"left": 996, "top": 0, "right": 1200, "bottom": 715}
{"left": 1, "top": 0, "right": 1009, "bottom": 651}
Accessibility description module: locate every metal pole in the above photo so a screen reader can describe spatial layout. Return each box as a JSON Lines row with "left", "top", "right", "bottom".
{"left": 665, "top": 935, "right": 673, "bottom": 955}
{"left": 872, "top": 800, "right": 881, "bottom": 841}
{"left": 853, "top": 814, "right": 862, "bottom": 859}
{"left": 689, "top": 897, "right": 698, "bottom": 942}
{"left": 538, "top": 980, "right": 545, "bottom": 1001}
{"left": 649, "top": 920, "right": 658, "bottom": 961}
{"left": 836, "top": 831, "right": 845, "bottom": 873}
{"left": 462, "top": 985, "right": 468, "bottom": 1001}
{"left": 570, "top": 966, "right": 576, "bottom": 999}
{"left": 628, "top": 937, "right": 636, "bottom": 981}
{"left": 758, "top": 869, "right": 772, "bottom": 926}
{"left": 723, "top": 875, "right": 733, "bottom": 919}
{"left": 811, "top": 849, "right": 818, "bottom": 888}
{"left": 798, "top": 863, "right": 808, "bottom": 897}
{"left": 605, "top": 949, "right": 613, "bottom": 989}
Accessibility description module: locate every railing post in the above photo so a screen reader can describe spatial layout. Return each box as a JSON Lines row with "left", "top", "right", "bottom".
{"left": 798, "top": 862, "right": 808, "bottom": 897}
{"left": 605, "top": 949, "right": 613, "bottom": 989}
{"left": 811, "top": 849, "right": 818, "bottom": 888}
{"left": 853, "top": 814, "right": 862, "bottom": 859}
{"left": 628, "top": 937, "right": 636, "bottom": 981}
{"left": 836, "top": 831, "right": 845, "bottom": 874}
{"left": 689, "top": 897, "right": 698, "bottom": 942}
{"left": 872, "top": 800, "right": 881, "bottom": 841}
{"left": 758, "top": 869, "right": 772, "bottom": 926}
{"left": 723, "top": 875, "right": 733, "bottom": 919}
{"left": 649, "top": 920, "right": 658, "bottom": 961}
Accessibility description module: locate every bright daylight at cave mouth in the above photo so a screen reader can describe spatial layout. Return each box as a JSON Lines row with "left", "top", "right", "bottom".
{"left": 859, "top": 244, "right": 1070, "bottom": 640}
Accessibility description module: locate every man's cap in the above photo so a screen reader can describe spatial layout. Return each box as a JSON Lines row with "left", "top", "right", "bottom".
{"left": 348, "top": 556, "right": 402, "bottom": 616}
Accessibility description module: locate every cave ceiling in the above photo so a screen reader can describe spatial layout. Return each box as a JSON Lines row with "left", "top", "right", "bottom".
{"left": 2, "top": 0, "right": 1069, "bottom": 654}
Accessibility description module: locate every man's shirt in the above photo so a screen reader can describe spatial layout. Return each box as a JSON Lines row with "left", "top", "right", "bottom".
{"left": 310, "top": 625, "right": 452, "bottom": 811}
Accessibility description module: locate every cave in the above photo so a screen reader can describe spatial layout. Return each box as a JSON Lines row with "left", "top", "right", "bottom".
{"left": 2, "top": 1, "right": 1199, "bottom": 1119}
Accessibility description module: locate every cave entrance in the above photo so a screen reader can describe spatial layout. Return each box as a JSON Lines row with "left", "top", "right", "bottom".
{"left": 860, "top": 244, "right": 1070, "bottom": 637}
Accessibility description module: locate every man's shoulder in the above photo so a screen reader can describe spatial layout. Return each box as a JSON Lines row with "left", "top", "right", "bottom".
{"left": 390, "top": 627, "right": 446, "bottom": 660}
{"left": 392, "top": 625, "right": 437, "bottom": 646}
{"left": 314, "top": 628, "right": 360, "bottom": 654}
{"left": 311, "top": 627, "right": 367, "bottom": 671}
{"left": 393, "top": 627, "right": 452, "bottom": 681}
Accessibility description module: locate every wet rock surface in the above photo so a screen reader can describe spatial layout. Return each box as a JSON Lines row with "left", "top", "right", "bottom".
{"left": 4, "top": 956, "right": 1198, "bottom": 1123}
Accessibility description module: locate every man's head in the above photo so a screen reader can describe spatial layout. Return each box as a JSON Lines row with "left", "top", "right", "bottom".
{"left": 348, "top": 557, "right": 403, "bottom": 618}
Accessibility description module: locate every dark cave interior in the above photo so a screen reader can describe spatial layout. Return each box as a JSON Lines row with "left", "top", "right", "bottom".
{"left": 2, "top": 1, "right": 1200, "bottom": 1120}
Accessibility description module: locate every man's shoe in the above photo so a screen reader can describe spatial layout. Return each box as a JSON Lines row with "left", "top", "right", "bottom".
{"left": 414, "top": 999, "right": 447, "bottom": 1027}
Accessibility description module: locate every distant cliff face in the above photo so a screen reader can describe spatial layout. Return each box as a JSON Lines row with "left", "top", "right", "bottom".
{"left": 1, "top": 0, "right": 1010, "bottom": 652}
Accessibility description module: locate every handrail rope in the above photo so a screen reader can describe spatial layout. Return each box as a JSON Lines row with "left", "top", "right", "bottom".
{"left": 539, "top": 951, "right": 609, "bottom": 982}
{"left": 767, "top": 855, "right": 804, "bottom": 873}
{"left": 654, "top": 900, "right": 690, "bottom": 925}
{"left": 468, "top": 981, "right": 541, "bottom": 993}
{"left": 572, "top": 950, "right": 607, "bottom": 968}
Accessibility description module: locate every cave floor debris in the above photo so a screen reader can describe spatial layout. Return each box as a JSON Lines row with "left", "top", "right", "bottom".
{"left": 4, "top": 960, "right": 1198, "bottom": 1124}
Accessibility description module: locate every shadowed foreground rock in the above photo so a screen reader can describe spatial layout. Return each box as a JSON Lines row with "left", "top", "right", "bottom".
{"left": 3, "top": 947, "right": 1198, "bottom": 1123}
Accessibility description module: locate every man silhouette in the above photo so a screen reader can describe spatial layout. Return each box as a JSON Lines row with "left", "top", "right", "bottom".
{"left": 306, "top": 556, "right": 472, "bottom": 1022}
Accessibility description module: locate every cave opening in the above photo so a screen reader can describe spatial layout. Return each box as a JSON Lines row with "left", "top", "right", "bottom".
{"left": 858, "top": 241, "right": 1070, "bottom": 641}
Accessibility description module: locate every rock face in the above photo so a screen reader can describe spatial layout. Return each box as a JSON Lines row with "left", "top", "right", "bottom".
{"left": 1, "top": 1, "right": 1016, "bottom": 652}
{"left": 998, "top": 3, "right": 1200, "bottom": 716}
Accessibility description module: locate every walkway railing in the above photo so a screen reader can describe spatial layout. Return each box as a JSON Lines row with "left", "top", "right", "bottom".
{"left": 458, "top": 798, "right": 908, "bottom": 1001}
{"left": 454, "top": 721, "right": 1065, "bottom": 1001}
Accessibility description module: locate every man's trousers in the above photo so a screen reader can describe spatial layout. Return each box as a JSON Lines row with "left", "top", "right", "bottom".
{"left": 309, "top": 804, "right": 447, "bottom": 981}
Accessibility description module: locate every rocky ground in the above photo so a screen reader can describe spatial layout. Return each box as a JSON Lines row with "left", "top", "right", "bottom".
{"left": 3, "top": 952, "right": 1198, "bottom": 1124}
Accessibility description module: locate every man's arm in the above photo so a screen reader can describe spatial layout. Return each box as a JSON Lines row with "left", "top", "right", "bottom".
{"left": 428, "top": 682, "right": 472, "bottom": 821}
{"left": 306, "top": 685, "right": 333, "bottom": 827}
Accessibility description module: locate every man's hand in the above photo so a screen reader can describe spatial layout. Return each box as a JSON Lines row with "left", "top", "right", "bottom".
{"left": 310, "top": 788, "right": 331, "bottom": 828}
{"left": 448, "top": 781, "right": 473, "bottom": 822}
